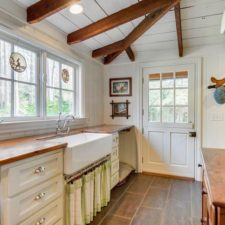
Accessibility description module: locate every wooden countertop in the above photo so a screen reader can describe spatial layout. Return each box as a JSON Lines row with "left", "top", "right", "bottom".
{"left": 83, "top": 125, "right": 134, "bottom": 133}
{"left": 0, "top": 125, "right": 133, "bottom": 166}
{"left": 202, "top": 148, "right": 225, "bottom": 207}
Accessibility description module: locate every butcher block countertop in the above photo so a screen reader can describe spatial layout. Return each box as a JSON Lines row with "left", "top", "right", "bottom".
{"left": 202, "top": 148, "right": 225, "bottom": 207}
{"left": 83, "top": 125, "right": 134, "bottom": 133}
{"left": 0, "top": 125, "right": 134, "bottom": 166}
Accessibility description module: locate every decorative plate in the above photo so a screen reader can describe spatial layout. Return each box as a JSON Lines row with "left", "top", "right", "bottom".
{"left": 9, "top": 52, "right": 27, "bottom": 73}
{"left": 62, "top": 68, "right": 70, "bottom": 83}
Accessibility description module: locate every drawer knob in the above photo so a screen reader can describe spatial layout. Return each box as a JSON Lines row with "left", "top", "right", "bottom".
{"left": 34, "top": 192, "right": 46, "bottom": 200}
{"left": 35, "top": 166, "right": 46, "bottom": 174}
{"left": 35, "top": 217, "right": 46, "bottom": 225}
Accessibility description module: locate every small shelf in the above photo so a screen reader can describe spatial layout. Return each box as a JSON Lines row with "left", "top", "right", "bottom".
{"left": 110, "top": 100, "right": 130, "bottom": 119}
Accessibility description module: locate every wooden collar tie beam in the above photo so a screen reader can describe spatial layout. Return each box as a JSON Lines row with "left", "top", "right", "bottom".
{"left": 93, "top": 0, "right": 180, "bottom": 64}
{"left": 67, "top": 0, "right": 180, "bottom": 44}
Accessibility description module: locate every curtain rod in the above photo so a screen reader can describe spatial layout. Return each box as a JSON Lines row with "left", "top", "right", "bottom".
{"left": 65, "top": 154, "right": 111, "bottom": 183}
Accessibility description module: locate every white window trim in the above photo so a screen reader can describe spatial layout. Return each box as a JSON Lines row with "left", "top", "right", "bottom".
{"left": 0, "top": 32, "right": 86, "bottom": 128}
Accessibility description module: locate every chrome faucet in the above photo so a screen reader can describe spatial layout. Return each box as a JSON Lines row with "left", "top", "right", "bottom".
{"left": 56, "top": 113, "right": 75, "bottom": 135}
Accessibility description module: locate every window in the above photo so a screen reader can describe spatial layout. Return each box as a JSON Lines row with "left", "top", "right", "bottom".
{"left": 0, "top": 33, "right": 82, "bottom": 122}
{"left": 0, "top": 39, "right": 38, "bottom": 118}
{"left": 148, "top": 71, "right": 189, "bottom": 123}
{"left": 46, "top": 56, "right": 75, "bottom": 117}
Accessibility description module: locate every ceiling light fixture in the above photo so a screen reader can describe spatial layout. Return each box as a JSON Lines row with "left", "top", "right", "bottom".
{"left": 69, "top": 3, "right": 84, "bottom": 14}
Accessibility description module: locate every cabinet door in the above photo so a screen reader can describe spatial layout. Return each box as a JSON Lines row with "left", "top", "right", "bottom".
{"left": 202, "top": 176, "right": 208, "bottom": 225}
{"left": 217, "top": 207, "right": 225, "bottom": 225}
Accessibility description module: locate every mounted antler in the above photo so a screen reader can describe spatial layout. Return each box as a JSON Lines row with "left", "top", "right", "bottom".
{"left": 211, "top": 77, "right": 225, "bottom": 88}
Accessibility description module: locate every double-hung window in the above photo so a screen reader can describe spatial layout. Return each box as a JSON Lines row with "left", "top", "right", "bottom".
{"left": 0, "top": 39, "right": 38, "bottom": 119}
{"left": 46, "top": 56, "right": 76, "bottom": 117}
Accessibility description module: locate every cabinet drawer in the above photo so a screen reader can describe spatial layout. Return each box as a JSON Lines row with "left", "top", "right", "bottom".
{"left": 111, "top": 159, "right": 119, "bottom": 175}
{"left": 111, "top": 147, "right": 119, "bottom": 162}
{"left": 7, "top": 176, "right": 63, "bottom": 225}
{"left": 19, "top": 197, "right": 63, "bottom": 225}
{"left": 112, "top": 133, "right": 119, "bottom": 148}
{"left": 111, "top": 172, "right": 119, "bottom": 189}
{"left": 6, "top": 151, "right": 63, "bottom": 197}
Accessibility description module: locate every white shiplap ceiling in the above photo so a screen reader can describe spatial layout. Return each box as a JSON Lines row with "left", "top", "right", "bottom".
{"left": 13, "top": 0, "right": 225, "bottom": 56}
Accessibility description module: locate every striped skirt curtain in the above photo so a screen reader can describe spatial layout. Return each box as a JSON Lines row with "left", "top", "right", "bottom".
{"left": 66, "top": 160, "right": 111, "bottom": 225}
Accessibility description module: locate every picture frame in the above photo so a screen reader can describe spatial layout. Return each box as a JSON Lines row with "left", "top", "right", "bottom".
{"left": 110, "top": 100, "right": 130, "bottom": 119}
{"left": 109, "top": 77, "right": 132, "bottom": 97}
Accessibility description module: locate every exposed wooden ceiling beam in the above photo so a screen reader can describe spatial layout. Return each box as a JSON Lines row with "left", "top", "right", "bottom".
{"left": 104, "top": 51, "right": 123, "bottom": 65}
{"left": 174, "top": 3, "right": 183, "bottom": 57}
{"left": 104, "top": 46, "right": 135, "bottom": 65}
{"left": 67, "top": 0, "right": 179, "bottom": 44}
{"left": 125, "top": 47, "right": 135, "bottom": 62}
{"left": 93, "top": 41, "right": 125, "bottom": 59}
{"left": 27, "top": 0, "right": 79, "bottom": 24}
{"left": 93, "top": 0, "right": 179, "bottom": 59}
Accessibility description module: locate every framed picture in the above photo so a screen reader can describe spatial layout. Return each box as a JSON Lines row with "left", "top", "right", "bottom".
{"left": 110, "top": 100, "right": 130, "bottom": 119}
{"left": 109, "top": 77, "right": 132, "bottom": 97}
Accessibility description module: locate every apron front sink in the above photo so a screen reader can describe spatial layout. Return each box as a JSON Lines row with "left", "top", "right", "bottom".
{"left": 48, "top": 132, "right": 113, "bottom": 175}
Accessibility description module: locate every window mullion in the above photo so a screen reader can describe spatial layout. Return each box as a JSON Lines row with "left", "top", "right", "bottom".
{"left": 174, "top": 72, "right": 176, "bottom": 124}
{"left": 11, "top": 44, "right": 15, "bottom": 118}
{"left": 59, "top": 62, "right": 62, "bottom": 114}
{"left": 160, "top": 73, "right": 162, "bottom": 123}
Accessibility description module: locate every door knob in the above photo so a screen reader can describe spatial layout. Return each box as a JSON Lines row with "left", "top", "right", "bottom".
{"left": 189, "top": 132, "right": 196, "bottom": 137}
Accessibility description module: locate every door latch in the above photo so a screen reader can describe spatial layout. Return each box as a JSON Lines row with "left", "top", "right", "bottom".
{"left": 189, "top": 132, "right": 196, "bottom": 137}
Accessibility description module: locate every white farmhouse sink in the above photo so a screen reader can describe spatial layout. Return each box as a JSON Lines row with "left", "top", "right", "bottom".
{"left": 48, "top": 132, "right": 113, "bottom": 175}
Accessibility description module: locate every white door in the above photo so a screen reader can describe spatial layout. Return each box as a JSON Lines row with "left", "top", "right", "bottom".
{"left": 142, "top": 64, "right": 196, "bottom": 178}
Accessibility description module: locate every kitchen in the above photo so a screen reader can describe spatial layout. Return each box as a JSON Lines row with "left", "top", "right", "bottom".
{"left": 0, "top": 0, "right": 225, "bottom": 225}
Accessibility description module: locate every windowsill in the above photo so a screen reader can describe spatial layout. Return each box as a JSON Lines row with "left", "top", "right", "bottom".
{"left": 0, "top": 117, "right": 88, "bottom": 135}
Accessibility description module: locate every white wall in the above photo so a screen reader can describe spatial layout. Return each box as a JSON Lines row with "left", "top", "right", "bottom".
{"left": 104, "top": 44, "right": 225, "bottom": 149}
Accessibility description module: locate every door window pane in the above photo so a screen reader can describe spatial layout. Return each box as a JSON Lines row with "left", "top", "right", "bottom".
{"left": 0, "top": 80, "right": 11, "bottom": 117}
{"left": 62, "top": 91, "right": 74, "bottom": 114}
{"left": 46, "top": 58, "right": 60, "bottom": 88}
{"left": 162, "top": 107, "right": 174, "bottom": 123}
{"left": 14, "top": 46, "right": 37, "bottom": 83}
{"left": 46, "top": 88, "right": 60, "bottom": 116}
{"left": 149, "top": 107, "right": 160, "bottom": 122}
{"left": 176, "top": 89, "right": 188, "bottom": 105}
{"left": 148, "top": 70, "right": 189, "bottom": 124}
{"left": 149, "top": 90, "right": 160, "bottom": 106}
{"left": 175, "top": 107, "right": 188, "bottom": 123}
{"left": 162, "top": 89, "right": 174, "bottom": 106}
{"left": 0, "top": 40, "right": 11, "bottom": 79}
{"left": 149, "top": 73, "right": 160, "bottom": 89}
{"left": 14, "top": 83, "right": 36, "bottom": 116}
{"left": 61, "top": 64, "right": 74, "bottom": 90}
{"left": 175, "top": 71, "right": 188, "bottom": 88}
{"left": 162, "top": 73, "right": 174, "bottom": 88}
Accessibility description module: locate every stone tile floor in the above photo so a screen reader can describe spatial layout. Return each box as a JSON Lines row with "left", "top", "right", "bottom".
{"left": 90, "top": 173, "right": 202, "bottom": 225}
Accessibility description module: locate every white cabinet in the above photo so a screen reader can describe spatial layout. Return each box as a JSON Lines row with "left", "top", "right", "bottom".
{"left": 7, "top": 152, "right": 63, "bottom": 197}
{"left": 111, "top": 133, "right": 119, "bottom": 189}
{"left": 0, "top": 150, "right": 64, "bottom": 225}
{"left": 18, "top": 197, "right": 63, "bottom": 225}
